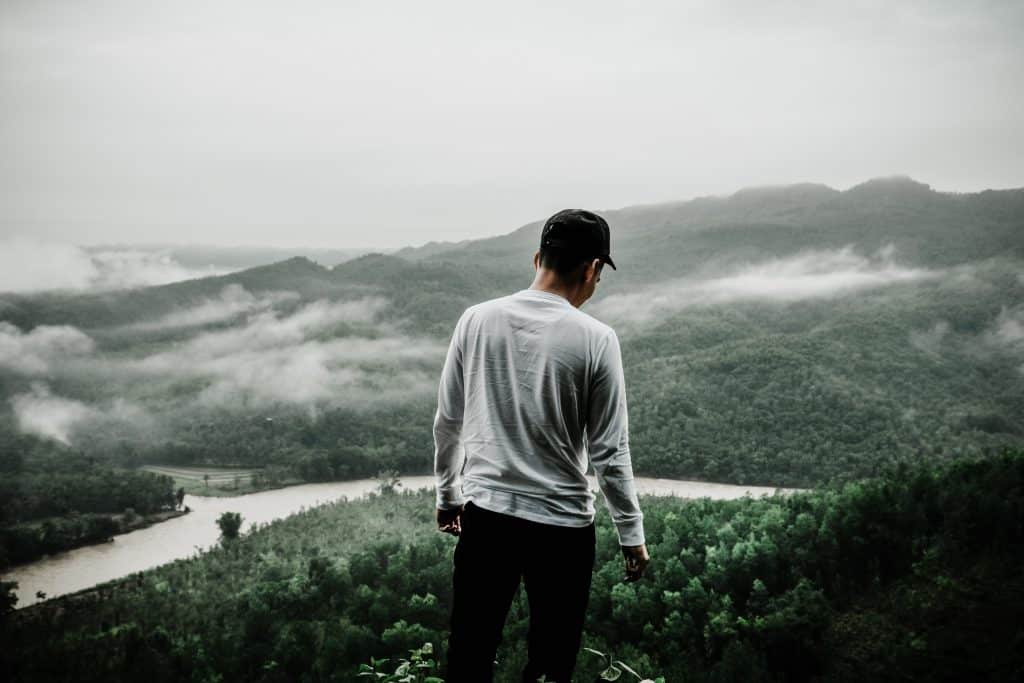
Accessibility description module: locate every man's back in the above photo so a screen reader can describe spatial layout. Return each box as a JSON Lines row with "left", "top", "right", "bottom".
{"left": 434, "top": 287, "right": 644, "bottom": 546}
{"left": 436, "top": 209, "right": 648, "bottom": 683}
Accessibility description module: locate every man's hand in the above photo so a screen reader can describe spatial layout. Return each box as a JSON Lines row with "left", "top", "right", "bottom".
{"left": 621, "top": 544, "right": 650, "bottom": 582}
{"left": 436, "top": 505, "right": 464, "bottom": 536}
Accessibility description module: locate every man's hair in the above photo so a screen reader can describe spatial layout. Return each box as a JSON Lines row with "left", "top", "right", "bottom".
{"left": 538, "top": 246, "right": 599, "bottom": 278}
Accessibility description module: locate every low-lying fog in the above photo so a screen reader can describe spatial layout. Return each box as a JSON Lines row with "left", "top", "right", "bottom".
{"left": 2, "top": 245, "right": 1021, "bottom": 448}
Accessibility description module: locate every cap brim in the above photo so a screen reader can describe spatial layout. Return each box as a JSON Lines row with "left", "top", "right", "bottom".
{"left": 603, "top": 255, "right": 617, "bottom": 270}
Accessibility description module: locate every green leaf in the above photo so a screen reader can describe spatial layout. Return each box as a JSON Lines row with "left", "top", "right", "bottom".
{"left": 600, "top": 665, "right": 623, "bottom": 681}
{"left": 615, "top": 661, "right": 642, "bottom": 679}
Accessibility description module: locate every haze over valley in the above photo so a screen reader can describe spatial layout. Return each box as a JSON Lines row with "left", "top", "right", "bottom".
{"left": 2, "top": 176, "right": 1021, "bottom": 491}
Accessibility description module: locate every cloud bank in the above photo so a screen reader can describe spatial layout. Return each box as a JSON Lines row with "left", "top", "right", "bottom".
{"left": 130, "top": 296, "right": 441, "bottom": 408}
{"left": 123, "top": 283, "right": 300, "bottom": 331}
{"left": 0, "top": 322, "right": 95, "bottom": 374}
{"left": 10, "top": 382, "right": 97, "bottom": 445}
{"left": 10, "top": 382, "right": 154, "bottom": 445}
{"left": 0, "top": 238, "right": 233, "bottom": 293}
{"left": 592, "top": 246, "right": 942, "bottom": 325}
{"left": 2, "top": 293, "right": 446, "bottom": 443}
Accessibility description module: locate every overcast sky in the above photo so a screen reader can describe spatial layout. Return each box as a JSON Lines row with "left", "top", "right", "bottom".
{"left": 2, "top": 0, "right": 1022, "bottom": 249}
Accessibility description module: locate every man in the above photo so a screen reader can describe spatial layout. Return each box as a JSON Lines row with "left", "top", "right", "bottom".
{"left": 432, "top": 209, "right": 650, "bottom": 683}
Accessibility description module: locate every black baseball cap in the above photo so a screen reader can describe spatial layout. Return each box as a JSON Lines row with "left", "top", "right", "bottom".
{"left": 539, "top": 209, "right": 617, "bottom": 270}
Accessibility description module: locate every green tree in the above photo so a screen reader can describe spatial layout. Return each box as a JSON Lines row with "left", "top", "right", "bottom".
{"left": 217, "top": 511, "right": 243, "bottom": 541}
{"left": 375, "top": 469, "right": 402, "bottom": 496}
{"left": 0, "top": 579, "right": 17, "bottom": 615}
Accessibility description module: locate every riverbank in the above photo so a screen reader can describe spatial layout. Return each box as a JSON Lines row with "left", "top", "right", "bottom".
{"left": 147, "top": 465, "right": 805, "bottom": 500}
{"left": 139, "top": 464, "right": 303, "bottom": 497}
{"left": 10, "top": 565, "right": 163, "bottom": 625}
{"left": 6, "top": 489, "right": 429, "bottom": 621}
{"left": 2, "top": 508, "right": 189, "bottom": 573}
{"left": 4, "top": 469, "right": 804, "bottom": 584}
{"left": 3, "top": 474, "right": 805, "bottom": 610}
{"left": 12, "top": 485, "right": 664, "bottom": 619}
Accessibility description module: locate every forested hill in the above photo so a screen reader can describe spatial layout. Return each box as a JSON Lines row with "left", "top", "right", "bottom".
{"left": 395, "top": 176, "right": 1024, "bottom": 285}
{"left": 0, "top": 176, "right": 1022, "bottom": 501}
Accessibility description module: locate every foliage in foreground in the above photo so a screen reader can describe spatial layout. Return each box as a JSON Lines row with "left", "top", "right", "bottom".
{"left": 356, "top": 643, "right": 666, "bottom": 683}
{"left": 2, "top": 450, "right": 1023, "bottom": 681}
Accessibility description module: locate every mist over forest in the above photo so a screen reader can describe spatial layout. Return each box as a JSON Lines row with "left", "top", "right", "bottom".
{"left": 1, "top": 176, "right": 1021, "bottom": 490}
{"left": 0, "top": 240, "right": 386, "bottom": 294}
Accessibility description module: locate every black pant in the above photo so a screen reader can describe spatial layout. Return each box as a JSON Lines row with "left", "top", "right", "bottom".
{"left": 445, "top": 500, "right": 596, "bottom": 683}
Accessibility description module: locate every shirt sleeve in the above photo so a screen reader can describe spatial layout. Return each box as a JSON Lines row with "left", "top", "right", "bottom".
{"left": 587, "top": 329, "right": 645, "bottom": 546}
{"left": 433, "top": 309, "right": 468, "bottom": 510}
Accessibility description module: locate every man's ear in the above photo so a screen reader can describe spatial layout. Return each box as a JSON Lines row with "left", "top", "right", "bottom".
{"left": 576, "top": 260, "right": 592, "bottom": 284}
{"left": 533, "top": 251, "right": 541, "bottom": 270}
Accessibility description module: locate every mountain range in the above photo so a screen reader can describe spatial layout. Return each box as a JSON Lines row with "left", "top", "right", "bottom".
{"left": 1, "top": 176, "right": 1021, "bottom": 488}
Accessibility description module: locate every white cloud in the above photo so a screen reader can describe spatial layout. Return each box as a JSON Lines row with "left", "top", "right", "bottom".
{"left": 909, "top": 320, "right": 951, "bottom": 355}
{"left": 134, "top": 297, "right": 390, "bottom": 364}
{"left": 190, "top": 340, "right": 441, "bottom": 408}
{"left": 0, "top": 238, "right": 233, "bottom": 293}
{"left": 10, "top": 382, "right": 97, "bottom": 444}
{"left": 0, "top": 322, "right": 95, "bottom": 374}
{"left": 973, "top": 304, "right": 1024, "bottom": 361}
{"left": 1, "top": 291, "right": 446, "bottom": 444}
{"left": 87, "top": 248, "right": 232, "bottom": 289}
{"left": 990, "top": 305, "right": 1024, "bottom": 347}
{"left": 3, "top": 292, "right": 441, "bottom": 422}
{"left": 592, "top": 245, "right": 942, "bottom": 325}
{"left": 123, "top": 283, "right": 300, "bottom": 331}
{"left": 0, "top": 239, "right": 100, "bottom": 293}
{"left": 128, "top": 297, "right": 443, "bottom": 408}
{"left": 9, "top": 382, "right": 155, "bottom": 445}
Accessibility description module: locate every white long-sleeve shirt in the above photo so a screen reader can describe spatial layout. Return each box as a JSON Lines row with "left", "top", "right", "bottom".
{"left": 433, "top": 287, "right": 645, "bottom": 546}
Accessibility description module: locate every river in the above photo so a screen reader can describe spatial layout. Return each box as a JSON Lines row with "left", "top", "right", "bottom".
{"left": 5, "top": 475, "right": 804, "bottom": 610}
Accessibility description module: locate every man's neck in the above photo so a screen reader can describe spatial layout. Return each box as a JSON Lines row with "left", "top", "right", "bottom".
{"left": 527, "top": 285, "right": 571, "bottom": 303}
{"left": 528, "top": 278, "right": 580, "bottom": 308}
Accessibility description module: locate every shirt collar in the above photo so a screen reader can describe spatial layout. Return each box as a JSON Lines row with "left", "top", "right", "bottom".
{"left": 516, "top": 288, "right": 572, "bottom": 306}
